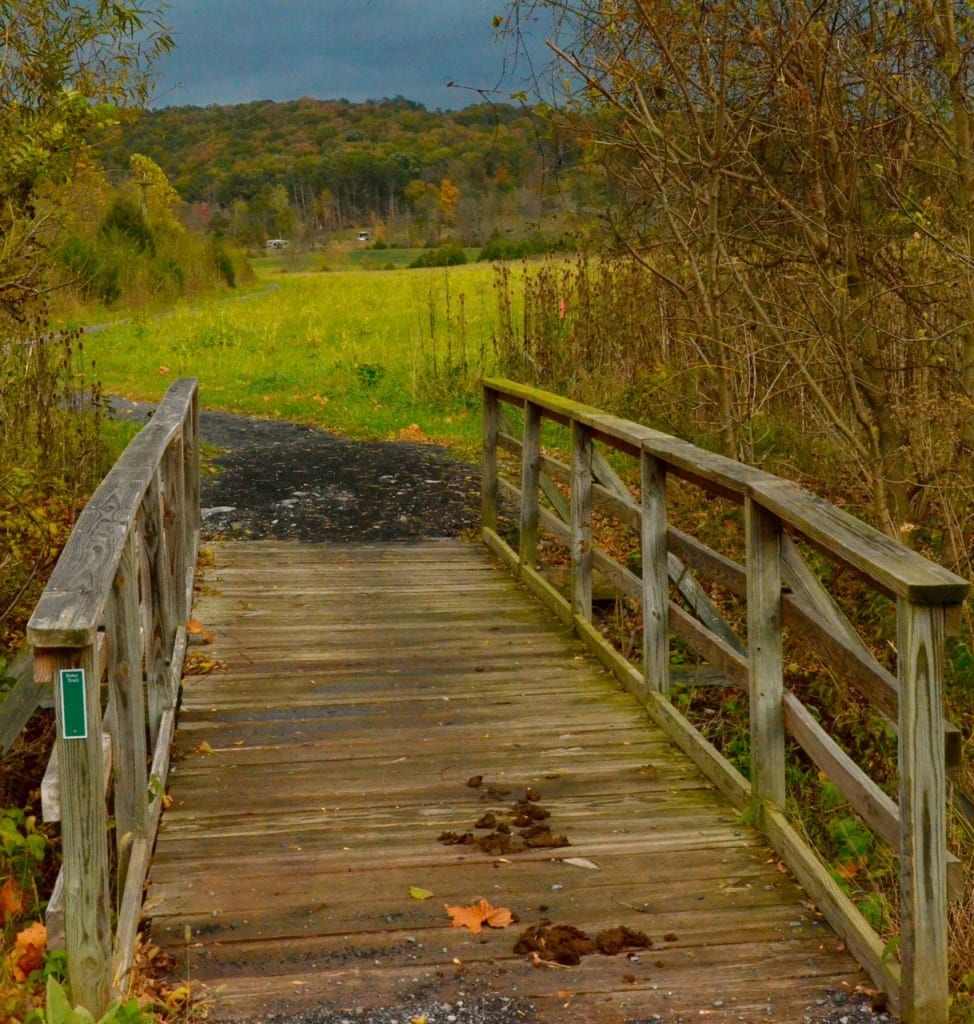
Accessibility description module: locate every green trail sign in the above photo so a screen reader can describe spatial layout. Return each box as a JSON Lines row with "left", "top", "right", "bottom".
{"left": 58, "top": 669, "right": 88, "bottom": 739}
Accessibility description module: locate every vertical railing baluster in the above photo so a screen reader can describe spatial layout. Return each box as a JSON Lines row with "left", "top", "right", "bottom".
{"left": 571, "top": 421, "right": 593, "bottom": 622}
{"left": 106, "top": 532, "right": 148, "bottom": 894}
{"left": 142, "top": 470, "right": 173, "bottom": 745}
{"left": 519, "top": 401, "right": 542, "bottom": 571}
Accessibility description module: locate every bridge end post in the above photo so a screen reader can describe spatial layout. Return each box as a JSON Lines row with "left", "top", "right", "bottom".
{"left": 48, "top": 643, "right": 112, "bottom": 1016}
{"left": 897, "top": 598, "right": 949, "bottom": 1024}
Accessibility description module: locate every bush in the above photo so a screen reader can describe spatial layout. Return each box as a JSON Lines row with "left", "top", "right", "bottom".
{"left": 478, "top": 231, "right": 573, "bottom": 262}
{"left": 409, "top": 244, "right": 467, "bottom": 268}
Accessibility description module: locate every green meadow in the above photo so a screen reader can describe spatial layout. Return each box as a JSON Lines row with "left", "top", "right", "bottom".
{"left": 82, "top": 261, "right": 520, "bottom": 458}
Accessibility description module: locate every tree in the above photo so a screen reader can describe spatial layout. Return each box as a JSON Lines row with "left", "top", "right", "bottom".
{"left": 0, "top": 0, "right": 172, "bottom": 330}
{"left": 507, "top": 0, "right": 974, "bottom": 559}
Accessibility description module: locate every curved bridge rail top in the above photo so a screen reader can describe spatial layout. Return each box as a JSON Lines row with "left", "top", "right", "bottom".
{"left": 27, "top": 379, "right": 200, "bottom": 1015}
{"left": 481, "top": 377, "right": 969, "bottom": 1024}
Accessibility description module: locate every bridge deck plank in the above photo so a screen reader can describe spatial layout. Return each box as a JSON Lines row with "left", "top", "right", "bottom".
{"left": 146, "top": 540, "right": 864, "bottom": 1023}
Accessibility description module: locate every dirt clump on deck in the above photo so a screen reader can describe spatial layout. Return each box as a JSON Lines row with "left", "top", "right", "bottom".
{"left": 513, "top": 923, "right": 653, "bottom": 966}
{"left": 438, "top": 778, "right": 570, "bottom": 855}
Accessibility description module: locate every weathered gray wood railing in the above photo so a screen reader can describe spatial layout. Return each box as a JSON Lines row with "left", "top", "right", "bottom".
{"left": 27, "top": 379, "right": 199, "bottom": 1014}
{"left": 481, "top": 378, "right": 969, "bottom": 1024}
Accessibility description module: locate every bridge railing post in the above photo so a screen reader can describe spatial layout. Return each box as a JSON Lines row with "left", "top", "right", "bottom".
{"left": 897, "top": 597, "right": 949, "bottom": 1024}
{"left": 482, "top": 385, "right": 499, "bottom": 533}
{"left": 745, "top": 497, "right": 785, "bottom": 809}
{"left": 50, "top": 642, "right": 112, "bottom": 1015}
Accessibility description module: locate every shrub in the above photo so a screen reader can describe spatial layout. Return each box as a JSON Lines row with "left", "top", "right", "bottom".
{"left": 409, "top": 244, "right": 467, "bottom": 268}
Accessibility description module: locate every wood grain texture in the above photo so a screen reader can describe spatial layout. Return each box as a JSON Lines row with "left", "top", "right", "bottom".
{"left": 745, "top": 498, "right": 785, "bottom": 808}
{"left": 147, "top": 539, "right": 864, "bottom": 1022}
{"left": 570, "top": 421, "right": 593, "bottom": 621}
{"left": 897, "top": 600, "right": 949, "bottom": 1023}
{"left": 28, "top": 379, "right": 198, "bottom": 647}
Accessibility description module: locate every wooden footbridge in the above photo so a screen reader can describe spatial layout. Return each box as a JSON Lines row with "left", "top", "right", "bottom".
{"left": 24, "top": 378, "right": 970, "bottom": 1023}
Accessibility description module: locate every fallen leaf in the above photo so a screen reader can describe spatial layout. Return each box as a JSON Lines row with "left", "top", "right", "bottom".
{"left": 9, "top": 921, "right": 46, "bottom": 981}
{"left": 446, "top": 898, "right": 513, "bottom": 934}
{"left": 835, "top": 858, "right": 866, "bottom": 881}
{"left": 409, "top": 887, "right": 434, "bottom": 901}
{"left": 187, "top": 618, "right": 215, "bottom": 644}
{"left": 196, "top": 741, "right": 214, "bottom": 754}
{"left": 560, "top": 857, "right": 600, "bottom": 871}
{"left": 0, "top": 878, "right": 23, "bottom": 924}
{"left": 390, "top": 423, "right": 428, "bottom": 442}
{"left": 158, "top": 365, "right": 170, "bottom": 375}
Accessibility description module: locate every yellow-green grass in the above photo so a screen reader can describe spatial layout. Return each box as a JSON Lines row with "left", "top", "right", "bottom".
{"left": 81, "top": 263, "right": 509, "bottom": 458}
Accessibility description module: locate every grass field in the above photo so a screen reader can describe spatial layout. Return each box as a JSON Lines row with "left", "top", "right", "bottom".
{"left": 81, "top": 260, "right": 517, "bottom": 458}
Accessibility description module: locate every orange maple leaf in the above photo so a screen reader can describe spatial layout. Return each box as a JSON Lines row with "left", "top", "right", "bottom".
{"left": 9, "top": 921, "right": 46, "bottom": 981}
{"left": 446, "top": 898, "right": 513, "bottom": 934}
{"left": 187, "top": 619, "right": 214, "bottom": 644}
{"left": 0, "top": 878, "right": 23, "bottom": 924}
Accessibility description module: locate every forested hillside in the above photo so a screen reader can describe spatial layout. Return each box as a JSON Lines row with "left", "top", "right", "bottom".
{"left": 100, "top": 97, "right": 598, "bottom": 246}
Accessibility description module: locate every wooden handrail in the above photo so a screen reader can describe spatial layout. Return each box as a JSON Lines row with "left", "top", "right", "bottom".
{"left": 481, "top": 377, "right": 969, "bottom": 1024}
{"left": 27, "top": 379, "right": 199, "bottom": 1014}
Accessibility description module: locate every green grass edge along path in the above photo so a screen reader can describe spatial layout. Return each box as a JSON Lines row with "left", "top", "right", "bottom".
{"left": 82, "top": 263, "right": 509, "bottom": 457}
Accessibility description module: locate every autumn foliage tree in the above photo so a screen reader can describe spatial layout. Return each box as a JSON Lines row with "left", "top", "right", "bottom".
{"left": 1, "top": 1, "right": 172, "bottom": 648}
{"left": 507, "top": 0, "right": 974, "bottom": 566}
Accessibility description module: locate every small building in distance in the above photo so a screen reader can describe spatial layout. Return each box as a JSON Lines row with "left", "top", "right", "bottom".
{"left": 266, "top": 238, "right": 290, "bottom": 250}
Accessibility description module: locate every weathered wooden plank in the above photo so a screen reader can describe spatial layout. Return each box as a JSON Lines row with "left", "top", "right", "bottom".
{"left": 570, "top": 420, "right": 593, "bottom": 621}
{"left": 641, "top": 453, "right": 669, "bottom": 695}
{"left": 146, "top": 540, "right": 866, "bottom": 1021}
{"left": 668, "top": 603, "right": 749, "bottom": 688}
{"left": 783, "top": 690, "right": 898, "bottom": 847}
{"left": 897, "top": 600, "right": 949, "bottom": 1023}
{"left": 41, "top": 731, "right": 112, "bottom": 824}
{"left": 28, "top": 379, "right": 199, "bottom": 646}
{"left": 746, "top": 498, "right": 785, "bottom": 808}
{"left": 0, "top": 649, "right": 44, "bottom": 751}
{"left": 106, "top": 532, "right": 148, "bottom": 890}
{"left": 52, "top": 645, "right": 112, "bottom": 1014}
{"left": 518, "top": 400, "right": 542, "bottom": 567}
{"left": 481, "top": 385, "right": 500, "bottom": 531}
{"left": 759, "top": 802, "right": 900, "bottom": 1011}
{"left": 754, "top": 477, "right": 968, "bottom": 606}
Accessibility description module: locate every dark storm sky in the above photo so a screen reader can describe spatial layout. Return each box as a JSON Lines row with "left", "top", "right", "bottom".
{"left": 150, "top": 1, "right": 554, "bottom": 110}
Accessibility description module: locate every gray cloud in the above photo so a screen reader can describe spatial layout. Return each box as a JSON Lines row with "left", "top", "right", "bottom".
{"left": 150, "top": 0, "right": 552, "bottom": 110}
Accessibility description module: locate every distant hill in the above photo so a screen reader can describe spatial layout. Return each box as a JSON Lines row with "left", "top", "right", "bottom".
{"left": 100, "top": 96, "right": 594, "bottom": 243}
